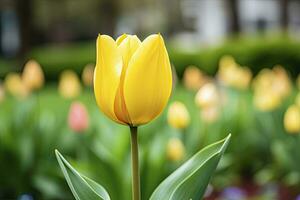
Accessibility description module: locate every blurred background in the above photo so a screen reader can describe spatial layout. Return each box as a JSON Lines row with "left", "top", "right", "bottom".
{"left": 1, "top": 0, "right": 300, "bottom": 199}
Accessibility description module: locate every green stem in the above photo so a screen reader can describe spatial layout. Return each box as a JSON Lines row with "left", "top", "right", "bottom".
{"left": 130, "top": 126, "right": 140, "bottom": 200}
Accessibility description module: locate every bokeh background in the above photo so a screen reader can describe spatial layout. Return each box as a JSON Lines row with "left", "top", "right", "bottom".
{"left": 1, "top": 0, "right": 300, "bottom": 199}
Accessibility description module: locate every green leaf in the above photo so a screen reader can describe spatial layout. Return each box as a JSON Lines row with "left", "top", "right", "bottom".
{"left": 150, "top": 134, "right": 231, "bottom": 200}
{"left": 55, "top": 150, "right": 111, "bottom": 200}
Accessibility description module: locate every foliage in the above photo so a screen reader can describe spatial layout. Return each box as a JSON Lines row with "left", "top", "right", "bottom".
{"left": 1, "top": 36, "right": 300, "bottom": 80}
{"left": 56, "top": 135, "right": 230, "bottom": 200}
{"left": 0, "top": 84, "right": 300, "bottom": 199}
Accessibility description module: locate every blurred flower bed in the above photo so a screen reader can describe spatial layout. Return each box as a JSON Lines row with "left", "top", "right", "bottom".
{"left": 1, "top": 44, "right": 300, "bottom": 200}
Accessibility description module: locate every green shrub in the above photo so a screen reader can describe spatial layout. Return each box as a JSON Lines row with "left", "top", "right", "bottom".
{"left": 1, "top": 35, "right": 300, "bottom": 80}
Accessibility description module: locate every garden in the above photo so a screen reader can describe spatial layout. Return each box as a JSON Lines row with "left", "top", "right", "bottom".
{"left": 1, "top": 33, "right": 300, "bottom": 200}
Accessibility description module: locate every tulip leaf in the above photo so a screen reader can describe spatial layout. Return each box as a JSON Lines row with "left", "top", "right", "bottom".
{"left": 149, "top": 134, "right": 231, "bottom": 200}
{"left": 55, "top": 150, "right": 111, "bottom": 200}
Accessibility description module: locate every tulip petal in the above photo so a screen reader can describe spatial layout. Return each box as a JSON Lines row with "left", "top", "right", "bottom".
{"left": 123, "top": 34, "right": 172, "bottom": 125}
{"left": 116, "top": 34, "right": 128, "bottom": 46}
{"left": 94, "top": 34, "right": 124, "bottom": 124}
{"left": 114, "top": 35, "right": 141, "bottom": 123}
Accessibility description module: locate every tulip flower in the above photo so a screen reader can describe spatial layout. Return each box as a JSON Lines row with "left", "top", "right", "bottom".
{"left": 295, "top": 93, "right": 300, "bottom": 108}
{"left": 272, "top": 65, "right": 291, "bottom": 98}
{"left": 81, "top": 63, "right": 95, "bottom": 87}
{"left": 68, "top": 101, "right": 89, "bottom": 133}
{"left": 94, "top": 33, "right": 172, "bottom": 200}
{"left": 167, "top": 138, "right": 185, "bottom": 161}
{"left": 167, "top": 101, "right": 190, "bottom": 129}
{"left": 183, "top": 65, "right": 209, "bottom": 91}
{"left": 22, "top": 59, "right": 45, "bottom": 91}
{"left": 284, "top": 104, "right": 300, "bottom": 134}
{"left": 0, "top": 82, "right": 5, "bottom": 103}
{"left": 217, "top": 55, "right": 252, "bottom": 90}
{"left": 58, "top": 70, "right": 81, "bottom": 99}
{"left": 4, "top": 73, "right": 29, "bottom": 98}
{"left": 195, "top": 83, "right": 219, "bottom": 108}
{"left": 94, "top": 34, "right": 172, "bottom": 126}
{"left": 253, "top": 90, "right": 281, "bottom": 112}
{"left": 252, "top": 66, "right": 291, "bottom": 110}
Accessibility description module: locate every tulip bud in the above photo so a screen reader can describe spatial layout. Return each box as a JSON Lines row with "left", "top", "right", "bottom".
{"left": 195, "top": 83, "right": 219, "bottom": 108}
{"left": 217, "top": 55, "right": 237, "bottom": 85}
{"left": 94, "top": 34, "right": 172, "bottom": 126}
{"left": 81, "top": 63, "right": 95, "bottom": 87}
{"left": 217, "top": 55, "right": 252, "bottom": 90}
{"left": 272, "top": 65, "right": 291, "bottom": 98}
{"left": 0, "top": 82, "right": 5, "bottom": 102}
{"left": 167, "top": 101, "right": 190, "bottom": 129}
{"left": 58, "top": 70, "right": 81, "bottom": 99}
{"left": 284, "top": 104, "right": 300, "bottom": 134}
{"left": 183, "top": 66, "right": 208, "bottom": 91}
{"left": 167, "top": 138, "right": 185, "bottom": 161}
{"left": 22, "top": 59, "right": 45, "bottom": 91}
{"left": 253, "top": 90, "right": 281, "bottom": 112}
{"left": 68, "top": 101, "right": 89, "bottom": 133}
{"left": 295, "top": 93, "right": 300, "bottom": 108}
{"left": 4, "top": 73, "right": 29, "bottom": 98}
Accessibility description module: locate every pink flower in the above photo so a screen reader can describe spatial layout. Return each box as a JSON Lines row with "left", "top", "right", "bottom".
{"left": 68, "top": 102, "right": 89, "bottom": 133}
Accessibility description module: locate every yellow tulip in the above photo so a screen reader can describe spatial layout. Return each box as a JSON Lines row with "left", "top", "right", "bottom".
{"left": 195, "top": 83, "right": 219, "bottom": 108}
{"left": 295, "top": 93, "right": 300, "bottom": 108}
{"left": 253, "top": 90, "right": 281, "bottom": 112}
{"left": 22, "top": 59, "right": 45, "bottom": 91}
{"left": 167, "top": 138, "right": 185, "bottom": 161}
{"left": 58, "top": 70, "right": 81, "bottom": 99}
{"left": 253, "top": 66, "right": 291, "bottom": 101}
{"left": 4, "top": 73, "right": 29, "bottom": 98}
{"left": 183, "top": 65, "right": 209, "bottom": 91}
{"left": 272, "top": 65, "right": 291, "bottom": 98}
{"left": 217, "top": 56, "right": 252, "bottom": 90}
{"left": 167, "top": 101, "right": 190, "bottom": 129}
{"left": 0, "top": 83, "right": 5, "bottom": 102}
{"left": 94, "top": 34, "right": 172, "bottom": 126}
{"left": 82, "top": 63, "right": 95, "bottom": 87}
{"left": 284, "top": 104, "right": 300, "bottom": 134}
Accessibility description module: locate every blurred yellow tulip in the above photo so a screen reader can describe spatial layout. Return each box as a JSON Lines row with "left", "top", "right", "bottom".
{"left": 167, "top": 138, "right": 185, "bottom": 161}
{"left": 4, "top": 73, "right": 29, "bottom": 98}
{"left": 183, "top": 66, "right": 209, "bottom": 91}
{"left": 0, "top": 83, "right": 5, "bottom": 102}
{"left": 94, "top": 34, "right": 172, "bottom": 126}
{"left": 295, "top": 93, "right": 300, "bottom": 108}
{"left": 167, "top": 101, "right": 190, "bottom": 129}
{"left": 252, "top": 66, "right": 291, "bottom": 112}
{"left": 81, "top": 63, "right": 95, "bottom": 87}
{"left": 58, "top": 70, "right": 81, "bottom": 99}
{"left": 195, "top": 82, "right": 219, "bottom": 108}
{"left": 253, "top": 90, "right": 281, "bottom": 112}
{"left": 252, "top": 68, "right": 274, "bottom": 91}
{"left": 22, "top": 59, "right": 45, "bottom": 91}
{"left": 284, "top": 104, "right": 300, "bottom": 134}
{"left": 217, "top": 55, "right": 252, "bottom": 90}
{"left": 272, "top": 65, "right": 291, "bottom": 98}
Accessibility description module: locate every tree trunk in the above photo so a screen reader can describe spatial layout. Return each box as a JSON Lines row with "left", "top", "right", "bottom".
{"left": 227, "top": 0, "right": 240, "bottom": 34}
{"left": 279, "top": 0, "right": 289, "bottom": 31}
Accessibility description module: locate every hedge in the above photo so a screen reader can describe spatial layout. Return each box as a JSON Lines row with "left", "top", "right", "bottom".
{"left": 1, "top": 35, "right": 300, "bottom": 80}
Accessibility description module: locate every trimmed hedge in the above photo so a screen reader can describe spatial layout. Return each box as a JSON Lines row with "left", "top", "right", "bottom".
{"left": 1, "top": 35, "right": 300, "bottom": 80}
{"left": 169, "top": 36, "right": 300, "bottom": 78}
